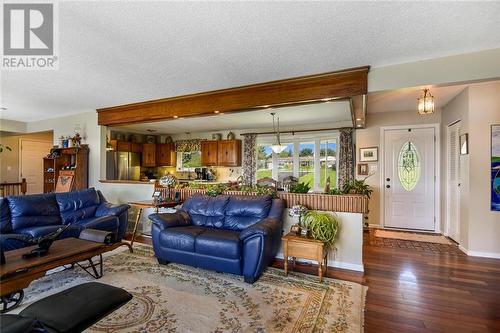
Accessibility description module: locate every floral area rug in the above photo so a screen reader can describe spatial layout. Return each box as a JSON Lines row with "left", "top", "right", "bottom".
{"left": 14, "top": 245, "right": 366, "bottom": 332}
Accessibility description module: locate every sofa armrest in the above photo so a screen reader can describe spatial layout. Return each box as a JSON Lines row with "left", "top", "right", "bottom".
{"left": 239, "top": 217, "right": 281, "bottom": 240}
{"left": 95, "top": 203, "right": 130, "bottom": 217}
{"left": 148, "top": 211, "right": 191, "bottom": 231}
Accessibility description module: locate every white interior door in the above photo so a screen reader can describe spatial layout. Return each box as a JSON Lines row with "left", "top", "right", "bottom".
{"left": 384, "top": 127, "right": 436, "bottom": 231}
{"left": 21, "top": 140, "right": 53, "bottom": 194}
{"left": 447, "top": 121, "right": 461, "bottom": 242}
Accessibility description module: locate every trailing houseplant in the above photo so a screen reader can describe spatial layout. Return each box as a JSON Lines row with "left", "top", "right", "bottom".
{"left": 302, "top": 211, "right": 340, "bottom": 247}
{"left": 205, "top": 184, "right": 226, "bottom": 197}
{"left": 289, "top": 182, "right": 311, "bottom": 193}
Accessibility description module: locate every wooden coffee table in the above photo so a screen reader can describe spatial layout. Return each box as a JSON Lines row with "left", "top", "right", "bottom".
{"left": 0, "top": 238, "right": 132, "bottom": 312}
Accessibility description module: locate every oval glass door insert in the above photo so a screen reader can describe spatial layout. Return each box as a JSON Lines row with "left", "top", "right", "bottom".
{"left": 398, "top": 141, "right": 421, "bottom": 191}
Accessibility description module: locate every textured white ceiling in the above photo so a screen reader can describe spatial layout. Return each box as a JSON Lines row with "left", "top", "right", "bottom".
{"left": 115, "top": 101, "right": 352, "bottom": 134}
{"left": 1, "top": 1, "right": 500, "bottom": 122}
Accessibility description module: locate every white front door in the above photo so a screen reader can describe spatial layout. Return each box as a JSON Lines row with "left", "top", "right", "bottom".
{"left": 21, "top": 140, "right": 53, "bottom": 194}
{"left": 383, "top": 127, "right": 435, "bottom": 231}
{"left": 447, "top": 121, "right": 461, "bottom": 242}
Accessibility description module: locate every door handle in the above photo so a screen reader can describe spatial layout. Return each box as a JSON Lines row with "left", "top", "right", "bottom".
{"left": 386, "top": 185, "right": 391, "bottom": 188}
{"left": 458, "top": 183, "right": 461, "bottom": 187}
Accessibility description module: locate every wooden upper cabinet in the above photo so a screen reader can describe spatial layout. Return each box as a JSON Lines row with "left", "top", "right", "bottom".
{"left": 156, "top": 143, "right": 175, "bottom": 166}
{"left": 131, "top": 143, "right": 143, "bottom": 153}
{"left": 217, "top": 140, "right": 242, "bottom": 167}
{"left": 201, "top": 141, "right": 218, "bottom": 166}
{"left": 142, "top": 143, "right": 156, "bottom": 167}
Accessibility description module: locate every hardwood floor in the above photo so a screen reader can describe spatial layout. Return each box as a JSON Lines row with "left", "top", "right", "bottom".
{"left": 126, "top": 230, "right": 500, "bottom": 332}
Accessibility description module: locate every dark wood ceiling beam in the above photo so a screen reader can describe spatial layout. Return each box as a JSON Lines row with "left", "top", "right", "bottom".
{"left": 97, "top": 66, "right": 369, "bottom": 126}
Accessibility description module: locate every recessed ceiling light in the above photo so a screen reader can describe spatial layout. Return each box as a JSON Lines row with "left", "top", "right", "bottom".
{"left": 214, "top": 110, "right": 220, "bottom": 114}
{"left": 173, "top": 115, "right": 178, "bottom": 118}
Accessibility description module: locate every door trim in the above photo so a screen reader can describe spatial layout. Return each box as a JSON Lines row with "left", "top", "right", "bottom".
{"left": 379, "top": 124, "right": 441, "bottom": 233}
{"left": 444, "top": 120, "right": 461, "bottom": 240}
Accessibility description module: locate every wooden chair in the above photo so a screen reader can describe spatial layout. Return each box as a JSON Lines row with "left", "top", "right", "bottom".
{"left": 0, "top": 178, "right": 27, "bottom": 196}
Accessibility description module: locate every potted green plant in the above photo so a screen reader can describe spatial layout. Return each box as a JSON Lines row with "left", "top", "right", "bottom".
{"left": 302, "top": 211, "right": 340, "bottom": 247}
{"left": 289, "top": 182, "right": 311, "bottom": 193}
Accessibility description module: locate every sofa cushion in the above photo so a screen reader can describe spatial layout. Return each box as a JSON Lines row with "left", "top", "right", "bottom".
{"left": 56, "top": 188, "right": 101, "bottom": 224}
{"left": 223, "top": 195, "right": 272, "bottom": 231}
{"left": 159, "top": 226, "right": 206, "bottom": 252}
{"left": 195, "top": 228, "right": 241, "bottom": 259}
{"left": 0, "top": 197, "right": 12, "bottom": 233}
{"left": 73, "top": 215, "right": 118, "bottom": 232}
{"left": 181, "top": 195, "right": 229, "bottom": 229}
{"left": 8, "top": 193, "right": 61, "bottom": 231}
{"left": 15, "top": 225, "right": 82, "bottom": 240}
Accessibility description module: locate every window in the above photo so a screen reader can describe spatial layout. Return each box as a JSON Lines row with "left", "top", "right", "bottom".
{"left": 319, "top": 139, "right": 337, "bottom": 189}
{"left": 176, "top": 151, "right": 201, "bottom": 171}
{"left": 256, "top": 134, "right": 338, "bottom": 192}
{"left": 398, "top": 141, "right": 420, "bottom": 191}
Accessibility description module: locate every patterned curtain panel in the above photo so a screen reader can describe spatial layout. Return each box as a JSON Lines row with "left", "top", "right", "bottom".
{"left": 338, "top": 128, "right": 355, "bottom": 189}
{"left": 175, "top": 139, "right": 205, "bottom": 152}
{"left": 242, "top": 134, "right": 257, "bottom": 185}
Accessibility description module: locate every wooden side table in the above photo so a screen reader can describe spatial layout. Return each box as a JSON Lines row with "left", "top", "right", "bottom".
{"left": 281, "top": 232, "right": 328, "bottom": 282}
{"left": 128, "top": 200, "right": 182, "bottom": 247}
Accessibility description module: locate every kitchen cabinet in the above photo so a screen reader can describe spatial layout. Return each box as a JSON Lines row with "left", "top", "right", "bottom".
{"left": 201, "top": 141, "right": 218, "bottom": 166}
{"left": 110, "top": 140, "right": 142, "bottom": 153}
{"left": 217, "top": 140, "right": 242, "bottom": 166}
{"left": 156, "top": 143, "right": 175, "bottom": 166}
{"left": 142, "top": 143, "right": 156, "bottom": 167}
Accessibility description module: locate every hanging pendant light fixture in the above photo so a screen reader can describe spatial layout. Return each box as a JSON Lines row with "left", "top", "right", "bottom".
{"left": 270, "top": 112, "right": 287, "bottom": 154}
{"left": 417, "top": 88, "right": 435, "bottom": 115}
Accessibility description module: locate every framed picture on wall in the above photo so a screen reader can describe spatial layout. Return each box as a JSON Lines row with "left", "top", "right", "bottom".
{"left": 359, "top": 147, "right": 378, "bottom": 162}
{"left": 358, "top": 163, "right": 369, "bottom": 176}
{"left": 460, "top": 133, "right": 469, "bottom": 155}
{"left": 491, "top": 124, "right": 500, "bottom": 211}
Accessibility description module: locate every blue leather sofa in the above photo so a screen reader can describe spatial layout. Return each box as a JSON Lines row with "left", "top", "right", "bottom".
{"left": 149, "top": 194, "right": 285, "bottom": 283}
{"left": 0, "top": 188, "right": 130, "bottom": 251}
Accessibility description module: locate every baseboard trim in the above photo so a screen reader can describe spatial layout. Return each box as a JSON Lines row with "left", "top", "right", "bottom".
{"left": 275, "top": 253, "right": 364, "bottom": 272}
{"left": 466, "top": 250, "right": 500, "bottom": 259}
{"left": 458, "top": 245, "right": 468, "bottom": 255}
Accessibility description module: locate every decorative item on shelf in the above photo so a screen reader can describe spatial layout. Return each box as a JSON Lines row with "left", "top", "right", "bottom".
{"left": 358, "top": 163, "right": 369, "bottom": 176}
{"left": 227, "top": 131, "right": 236, "bottom": 140}
{"left": 303, "top": 211, "right": 340, "bottom": 247}
{"left": 73, "top": 124, "right": 82, "bottom": 147}
{"left": 59, "top": 136, "right": 65, "bottom": 148}
{"left": 212, "top": 133, "right": 222, "bottom": 140}
{"left": 146, "top": 135, "right": 156, "bottom": 143}
{"left": 417, "top": 88, "right": 435, "bottom": 115}
{"left": 62, "top": 137, "right": 69, "bottom": 148}
{"left": 165, "top": 136, "right": 173, "bottom": 144}
{"left": 290, "top": 224, "right": 300, "bottom": 235}
{"left": 289, "top": 204, "right": 309, "bottom": 236}
{"left": 270, "top": 112, "right": 287, "bottom": 153}
{"left": 359, "top": 146, "right": 378, "bottom": 162}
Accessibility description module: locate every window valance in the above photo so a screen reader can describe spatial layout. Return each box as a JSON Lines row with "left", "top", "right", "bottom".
{"left": 175, "top": 139, "right": 206, "bottom": 152}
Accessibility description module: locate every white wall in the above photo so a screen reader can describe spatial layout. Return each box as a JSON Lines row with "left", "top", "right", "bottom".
{"left": 440, "top": 81, "right": 500, "bottom": 257}
{"left": 26, "top": 111, "right": 105, "bottom": 189}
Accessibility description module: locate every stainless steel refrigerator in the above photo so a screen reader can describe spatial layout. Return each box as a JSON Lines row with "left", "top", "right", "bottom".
{"left": 106, "top": 151, "right": 141, "bottom": 181}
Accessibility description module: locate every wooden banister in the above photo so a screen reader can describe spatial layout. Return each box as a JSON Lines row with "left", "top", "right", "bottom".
{"left": 0, "top": 178, "right": 27, "bottom": 196}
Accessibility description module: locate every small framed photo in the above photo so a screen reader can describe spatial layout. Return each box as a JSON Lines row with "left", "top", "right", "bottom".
{"left": 360, "top": 147, "right": 378, "bottom": 162}
{"left": 460, "top": 133, "right": 468, "bottom": 155}
{"left": 358, "top": 163, "right": 369, "bottom": 176}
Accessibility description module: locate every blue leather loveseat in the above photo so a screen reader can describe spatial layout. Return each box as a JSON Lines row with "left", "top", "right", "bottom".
{"left": 0, "top": 188, "right": 130, "bottom": 251}
{"left": 149, "top": 194, "right": 285, "bottom": 283}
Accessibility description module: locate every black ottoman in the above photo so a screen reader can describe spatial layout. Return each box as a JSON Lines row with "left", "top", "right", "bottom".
{"left": 19, "top": 282, "right": 132, "bottom": 333}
